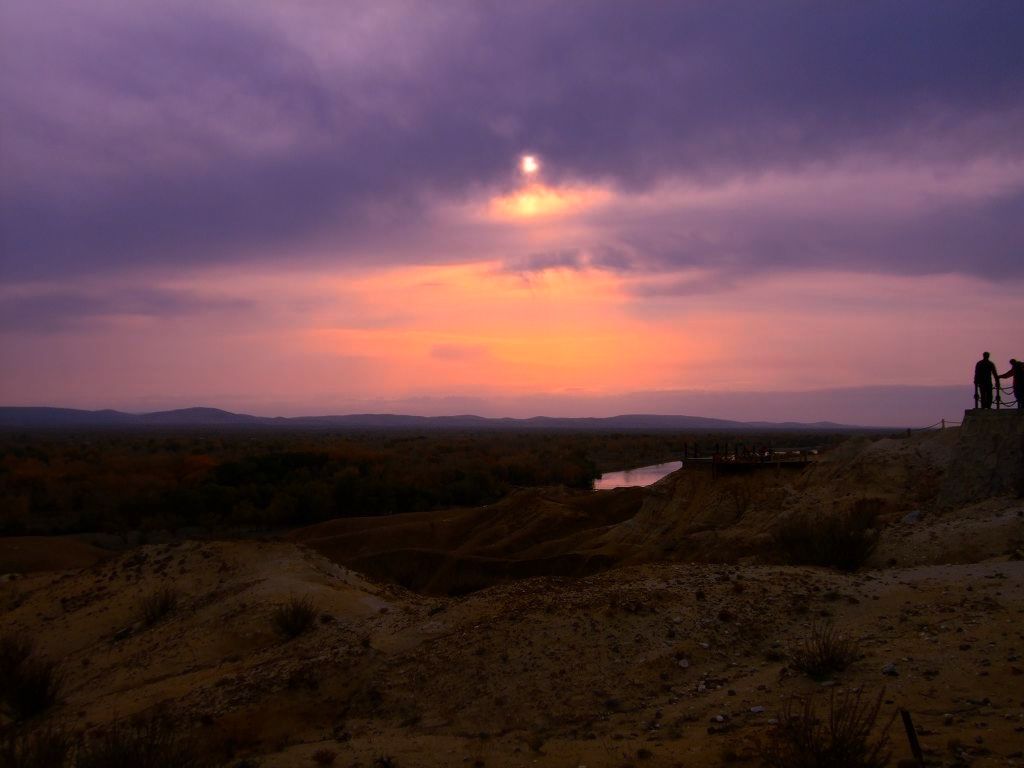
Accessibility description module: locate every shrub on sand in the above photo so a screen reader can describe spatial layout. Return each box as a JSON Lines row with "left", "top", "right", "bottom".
{"left": 76, "top": 715, "right": 207, "bottom": 768}
{"left": 758, "top": 688, "right": 894, "bottom": 768}
{"left": 272, "top": 596, "right": 317, "bottom": 639}
{"left": 140, "top": 586, "right": 179, "bottom": 627}
{"left": 790, "top": 621, "right": 859, "bottom": 680}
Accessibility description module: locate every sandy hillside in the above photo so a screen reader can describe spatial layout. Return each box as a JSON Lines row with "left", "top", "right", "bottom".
{"left": 2, "top": 414, "right": 1023, "bottom": 767}
{"left": 290, "top": 424, "right": 1019, "bottom": 590}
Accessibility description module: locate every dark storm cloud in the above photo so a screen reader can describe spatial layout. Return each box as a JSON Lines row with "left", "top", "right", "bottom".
{"left": 1, "top": 0, "right": 1023, "bottom": 280}
{"left": 594, "top": 183, "right": 1024, "bottom": 289}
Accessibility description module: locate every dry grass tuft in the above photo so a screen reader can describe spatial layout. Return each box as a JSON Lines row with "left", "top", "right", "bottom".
{"left": 790, "top": 622, "right": 859, "bottom": 680}
{"left": 758, "top": 688, "right": 894, "bottom": 768}
{"left": 76, "top": 714, "right": 207, "bottom": 768}
{"left": 140, "top": 586, "right": 179, "bottom": 627}
{"left": 272, "top": 595, "right": 317, "bottom": 639}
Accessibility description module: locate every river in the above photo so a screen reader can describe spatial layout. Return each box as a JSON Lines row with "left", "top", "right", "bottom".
{"left": 592, "top": 460, "right": 682, "bottom": 490}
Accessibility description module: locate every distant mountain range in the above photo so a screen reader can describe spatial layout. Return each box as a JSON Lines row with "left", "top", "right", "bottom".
{"left": 0, "top": 406, "right": 873, "bottom": 431}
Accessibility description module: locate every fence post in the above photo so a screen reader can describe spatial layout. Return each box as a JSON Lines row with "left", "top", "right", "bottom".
{"left": 900, "top": 709, "right": 925, "bottom": 767}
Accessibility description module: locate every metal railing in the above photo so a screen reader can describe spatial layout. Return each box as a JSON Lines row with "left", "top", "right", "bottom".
{"left": 994, "top": 382, "right": 1019, "bottom": 409}
{"left": 907, "top": 418, "right": 961, "bottom": 434}
{"left": 973, "top": 381, "right": 1019, "bottom": 410}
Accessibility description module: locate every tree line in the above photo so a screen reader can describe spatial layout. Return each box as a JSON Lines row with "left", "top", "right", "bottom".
{"left": 0, "top": 429, "right": 852, "bottom": 535}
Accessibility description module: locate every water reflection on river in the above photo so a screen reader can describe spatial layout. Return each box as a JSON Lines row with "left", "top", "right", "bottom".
{"left": 593, "top": 460, "right": 682, "bottom": 490}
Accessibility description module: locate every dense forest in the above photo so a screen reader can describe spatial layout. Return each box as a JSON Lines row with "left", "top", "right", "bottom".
{"left": 0, "top": 429, "right": 858, "bottom": 535}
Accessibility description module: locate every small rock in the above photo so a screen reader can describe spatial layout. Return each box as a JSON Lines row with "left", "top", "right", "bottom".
{"left": 750, "top": 706, "right": 765, "bottom": 714}
{"left": 882, "top": 663, "right": 899, "bottom": 677}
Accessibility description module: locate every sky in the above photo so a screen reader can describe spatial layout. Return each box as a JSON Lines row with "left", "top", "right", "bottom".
{"left": 1, "top": 1, "right": 1023, "bottom": 426}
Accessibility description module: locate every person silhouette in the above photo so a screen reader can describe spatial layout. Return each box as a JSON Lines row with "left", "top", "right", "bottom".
{"left": 974, "top": 352, "right": 998, "bottom": 409}
{"left": 998, "top": 358, "right": 1024, "bottom": 409}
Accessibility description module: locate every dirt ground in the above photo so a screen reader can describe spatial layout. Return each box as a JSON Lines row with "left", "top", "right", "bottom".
{"left": 2, "top": 420, "right": 1024, "bottom": 767}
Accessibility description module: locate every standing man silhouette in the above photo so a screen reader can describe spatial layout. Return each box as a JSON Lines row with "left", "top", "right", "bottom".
{"left": 998, "top": 358, "right": 1024, "bottom": 409}
{"left": 974, "top": 352, "right": 998, "bottom": 409}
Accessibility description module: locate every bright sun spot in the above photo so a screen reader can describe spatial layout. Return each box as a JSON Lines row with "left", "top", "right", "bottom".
{"left": 520, "top": 154, "right": 540, "bottom": 175}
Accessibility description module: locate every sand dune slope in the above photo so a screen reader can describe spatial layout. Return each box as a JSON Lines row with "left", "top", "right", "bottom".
{"left": 4, "top": 541, "right": 1023, "bottom": 766}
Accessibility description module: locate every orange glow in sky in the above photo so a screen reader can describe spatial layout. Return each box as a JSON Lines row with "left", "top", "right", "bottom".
{"left": 2, "top": 256, "right": 1021, "bottom": 423}
{"left": 304, "top": 260, "right": 706, "bottom": 394}
{"left": 488, "top": 182, "right": 610, "bottom": 220}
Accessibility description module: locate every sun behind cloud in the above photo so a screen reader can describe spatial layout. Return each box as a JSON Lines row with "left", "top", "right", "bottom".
{"left": 479, "top": 152, "right": 609, "bottom": 220}
{"left": 488, "top": 180, "right": 610, "bottom": 220}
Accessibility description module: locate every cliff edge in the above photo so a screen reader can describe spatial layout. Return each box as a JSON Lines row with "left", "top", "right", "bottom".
{"left": 939, "top": 408, "right": 1024, "bottom": 507}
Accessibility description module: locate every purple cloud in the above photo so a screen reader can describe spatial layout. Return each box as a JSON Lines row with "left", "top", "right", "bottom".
{"left": 1, "top": 1, "right": 1023, "bottom": 281}
{"left": 0, "top": 288, "right": 251, "bottom": 332}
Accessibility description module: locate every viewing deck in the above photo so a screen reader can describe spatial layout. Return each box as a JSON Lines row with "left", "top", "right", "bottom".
{"left": 938, "top": 407, "right": 1023, "bottom": 507}
{"left": 683, "top": 449, "right": 816, "bottom": 475}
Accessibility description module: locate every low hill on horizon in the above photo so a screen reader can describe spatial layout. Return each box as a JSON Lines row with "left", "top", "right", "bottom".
{"left": 0, "top": 405, "right": 871, "bottom": 431}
